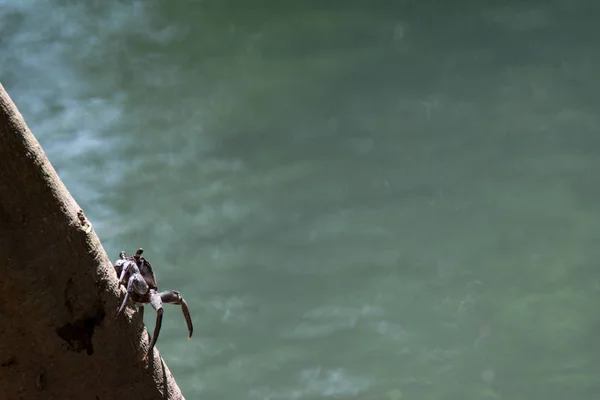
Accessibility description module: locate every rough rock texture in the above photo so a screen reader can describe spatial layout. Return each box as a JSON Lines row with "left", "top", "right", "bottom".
{"left": 0, "top": 83, "right": 185, "bottom": 400}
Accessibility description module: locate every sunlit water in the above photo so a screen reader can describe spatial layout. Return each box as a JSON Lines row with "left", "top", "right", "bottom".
{"left": 3, "top": 1, "right": 600, "bottom": 399}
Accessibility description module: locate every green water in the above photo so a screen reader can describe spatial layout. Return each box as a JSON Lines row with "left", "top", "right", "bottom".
{"left": 3, "top": 1, "right": 600, "bottom": 399}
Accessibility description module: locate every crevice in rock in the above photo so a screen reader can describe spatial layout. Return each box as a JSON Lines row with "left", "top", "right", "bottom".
{"left": 56, "top": 305, "right": 105, "bottom": 355}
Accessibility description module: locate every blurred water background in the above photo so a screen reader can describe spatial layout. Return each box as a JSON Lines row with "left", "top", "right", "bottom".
{"left": 2, "top": 1, "right": 600, "bottom": 399}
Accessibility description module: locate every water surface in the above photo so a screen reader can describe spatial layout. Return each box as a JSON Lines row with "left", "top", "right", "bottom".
{"left": 3, "top": 1, "right": 600, "bottom": 399}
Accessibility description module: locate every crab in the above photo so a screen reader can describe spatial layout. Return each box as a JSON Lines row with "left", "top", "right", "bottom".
{"left": 114, "top": 248, "right": 193, "bottom": 360}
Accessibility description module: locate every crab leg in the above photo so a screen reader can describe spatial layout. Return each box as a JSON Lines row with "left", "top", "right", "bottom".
{"left": 116, "top": 270, "right": 136, "bottom": 317}
{"left": 160, "top": 290, "right": 194, "bottom": 339}
{"left": 181, "top": 300, "right": 193, "bottom": 339}
{"left": 144, "top": 289, "right": 164, "bottom": 360}
{"left": 116, "top": 263, "right": 149, "bottom": 318}
{"left": 117, "top": 260, "right": 131, "bottom": 285}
